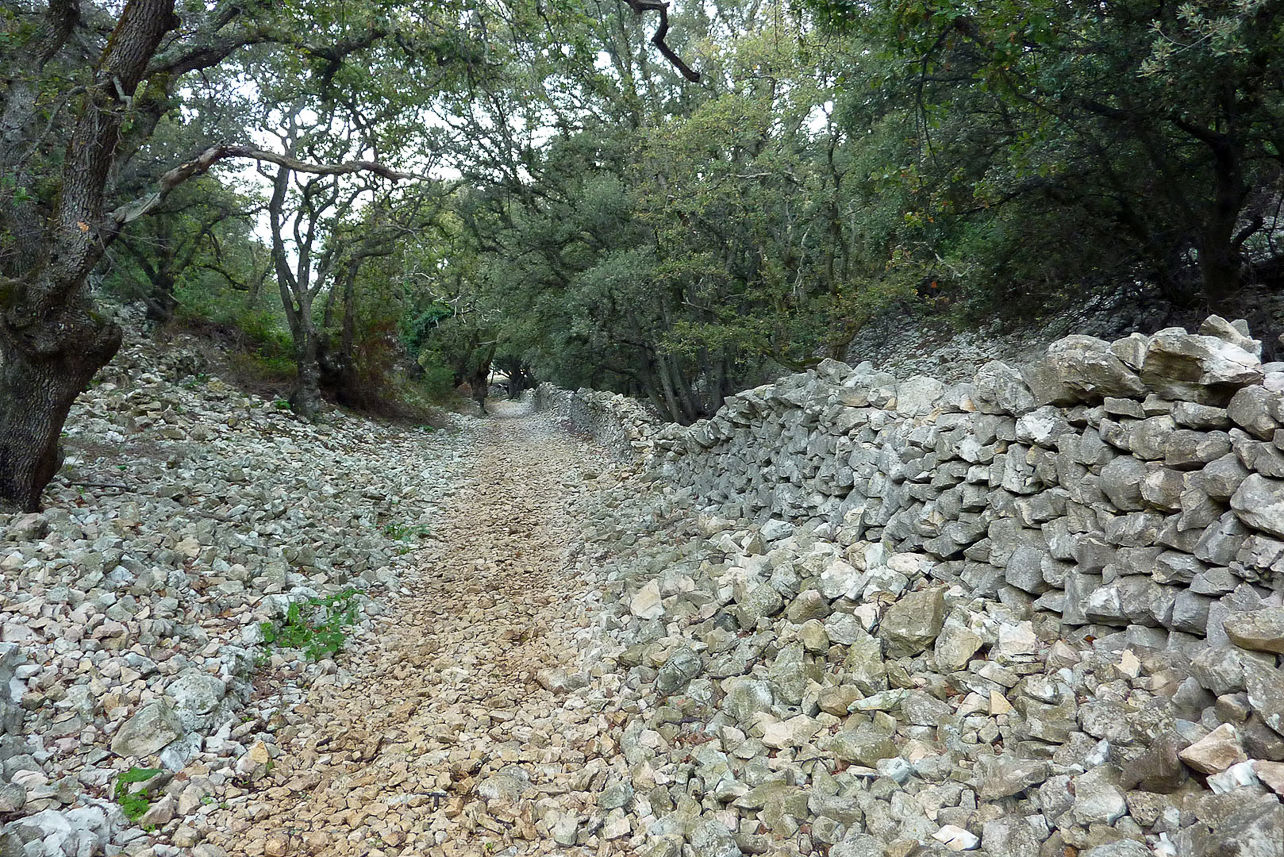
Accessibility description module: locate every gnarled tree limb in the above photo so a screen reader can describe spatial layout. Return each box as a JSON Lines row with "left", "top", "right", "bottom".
{"left": 620, "top": 0, "right": 700, "bottom": 83}
{"left": 109, "top": 143, "right": 424, "bottom": 229}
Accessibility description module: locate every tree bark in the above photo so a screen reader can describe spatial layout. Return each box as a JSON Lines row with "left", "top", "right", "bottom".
{"left": 292, "top": 320, "right": 325, "bottom": 419}
{"left": 0, "top": 0, "right": 177, "bottom": 510}
{"left": 652, "top": 352, "right": 690, "bottom": 423}
{"left": 144, "top": 271, "right": 178, "bottom": 322}
{"left": 1198, "top": 138, "right": 1249, "bottom": 309}
{"left": 0, "top": 296, "right": 122, "bottom": 511}
{"left": 467, "top": 343, "right": 497, "bottom": 411}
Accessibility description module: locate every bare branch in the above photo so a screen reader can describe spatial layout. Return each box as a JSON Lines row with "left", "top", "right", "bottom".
{"left": 109, "top": 144, "right": 425, "bottom": 228}
{"left": 620, "top": 0, "right": 701, "bottom": 83}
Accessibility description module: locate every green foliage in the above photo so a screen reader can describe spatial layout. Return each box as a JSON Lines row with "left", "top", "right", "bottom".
{"left": 114, "top": 767, "right": 163, "bottom": 822}
{"left": 407, "top": 0, "right": 950, "bottom": 420}
{"left": 178, "top": 293, "right": 297, "bottom": 382}
{"left": 383, "top": 520, "right": 431, "bottom": 540}
{"left": 414, "top": 351, "right": 459, "bottom": 401}
{"left": 260, "top": 589, "right": 360, "bottom": 662}
{"left": 402, "top": 302, "right": 456, "bottom": 354}
{"left": 810, "top": 0, "right": 1284, "bottom": 306}
{"left": 33, "top": 0, "right": 1279, "bottom": 436}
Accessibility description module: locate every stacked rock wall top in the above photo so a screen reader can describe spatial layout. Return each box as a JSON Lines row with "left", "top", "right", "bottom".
{"left": 534, "top": 383, "right": 663, "bottom": 462}
{"left": 542, "top": 316, "right": 1284, "bottom": 650}
{"left": 662, "top": 317, "right": 1284, "bottom": 648}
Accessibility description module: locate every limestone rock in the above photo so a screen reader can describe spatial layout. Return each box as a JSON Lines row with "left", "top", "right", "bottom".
{"left": 1229, "top": 386, "right": 1282, "bottom": 439}
{"left": 879, "top": 587, "right": 946, "bottom": 658}
{"left": 656, "top": 645, "right": 703, "bottom": 694}
{"left": 830, "top": 835, "right": 883, "bottom": 857}
{"left": 1194, "top": 794, "right": 1284, "bottom": 857}
{"left": 1254, "top": 761, "right": 1284, "bottom": 797}
{"left": 1224, "top": 607, "right": 1284, "bottom": 654}
{"left": 111, "top": 700, "right": 185, "bottom": 758}
{"left": 980, "top": 817, "right": 1040, "bottom": 857}
{"left": 0, "top": 781, "right": 25, "bottom": 813}
{"left": 896, "top": 376, "right": 945, "bottom": 416}
{"left": 825, "top": 722, "right": 896, "bottom": 766}
{"left": 932, "top": 824, "right": 980, "bottom": 851}
{"left": 1245, "top": 663, "right": 1284, "bottom": 736}
{"left": 1179, "top": 723, "right": 1247, "bottom": 774}
{"left": 630, "top": 580, "right": 664, "bottom": 619}
{"left": 974, "top": 362, "right": 1036, "bottom": 415}
{"left": 1120, "top": 731, "right": 1188, "bottom": 793}
{"left": 976, "top": 756, "right": 1049, "bottom": 800}
{"left": 1200, "top": 315, "right": 1261, "bottom": 357}
{"left": 1231, "top": 474, "right": 1284, "bottom": 538}
{"left": 1071, "top": 767, "right": 1127, "bottom": 825}
{"left": 722, "top": 678, "right": 776, "bottom": 725}
{"left": 687, "top": 818, "right": 740, "bottom": 857}
{"left": 168, "top": 668, "right": 225, "bottom": 716}
{"left": 1083, "top": 843, "right": 1150, "bottom": 857}
{"left": 1043, "top": 335, "right": 1147, "bottom": 402}
{"left": 1140, "top": 331, "right": 1263, "bottom": 403}
{"left": 934, "top": 624, "right": 984, "bottom": 672}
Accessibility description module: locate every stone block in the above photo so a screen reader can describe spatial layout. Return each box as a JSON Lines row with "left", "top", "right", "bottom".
{"left": 1231, "top": 474, "right": 1284, "bottom": 538}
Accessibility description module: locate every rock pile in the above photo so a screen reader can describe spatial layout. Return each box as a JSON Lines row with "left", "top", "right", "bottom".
{"left": 556, "top": 466, "right": 1284, "bottom": 856}
{"left": 0, "top": 332, "right": 469, "bottom": 855}
{"left": 540, "top": 315, "right": 1284, "bottom": 856}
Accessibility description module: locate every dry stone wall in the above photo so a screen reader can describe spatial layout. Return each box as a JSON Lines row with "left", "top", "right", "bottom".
{"left": 540, "top": 314, "right": 1284, "bottom": 664}
{"left": 534, "top": 384, "right": 661, "bottom": 461}
{"left": 531, "top": 319, "right": 1284, "bottom": 854}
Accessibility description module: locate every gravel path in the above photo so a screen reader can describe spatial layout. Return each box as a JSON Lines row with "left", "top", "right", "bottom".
{"left": 202, "top": 411, "right": 624, "bottom": 857}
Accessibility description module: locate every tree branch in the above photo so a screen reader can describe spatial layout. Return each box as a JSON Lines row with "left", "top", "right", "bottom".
{"left": 31, "top": 0, "right": 82, "bottom": 69}
{"left": 620, "top": 0, "right": 700, "bottom": 83}
{"left": 108, "top": 144, "right": 424, "bottom": 229}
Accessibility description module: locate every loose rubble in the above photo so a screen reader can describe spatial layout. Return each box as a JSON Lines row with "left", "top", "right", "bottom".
{"left": 6, "top": 310, "right": 1284, "bottom": 856}
{"left": 193, "top": 405, "right": 627, "bottom": 856}
{"left": 0, "top": 332, "right": 469, "bottom": 855}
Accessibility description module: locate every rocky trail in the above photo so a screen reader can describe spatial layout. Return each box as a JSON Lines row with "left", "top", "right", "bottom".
{"left": 200, "top": 409, "right": 629, "bottom": 857}
{"left": 6, "top": 317, "right": 1284, "bottom": 857}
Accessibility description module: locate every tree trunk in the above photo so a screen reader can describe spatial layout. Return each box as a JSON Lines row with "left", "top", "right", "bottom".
{"left": 1199, "top": 138, "right": 1249, "bottom": 310}
{"left": 511, "top": 363, "right": 533, "bottom": 397}
{"left": 0, "top": 0, "right": 176, "bottom": 509}
{"left": 340, "top": 258, "right": 358, "bottom": 371}
{"left": 0, "top": 301, "right": 121, "bottom": 510}
{"left": 662, "top": 351, "right": 698, "bottom": 423}
{"left": 292, "top": 323, "right": 324, "bottom": 419}
{"left": 710, "top": 352, "right": 729, "bottom": 414}
{"left": 468, "top": 343, "right": 497, "bottom": 411}
{"left": 144, "top": 271, "right": 178, "bottom": 323}
{"left": 651, "top": 354, "right": 688, "bottom": 423}
{"left": 318, "top": 259, "right": 359, "bottom": 402}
